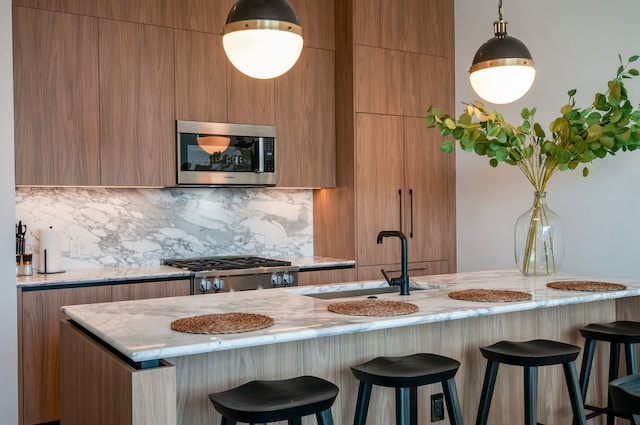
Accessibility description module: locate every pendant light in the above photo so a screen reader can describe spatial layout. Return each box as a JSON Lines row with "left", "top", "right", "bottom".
{"left": 469, "top": 0, "right": 535, "bottom": 104}
{"left": 222, "top": 0, "right": 303, "bottom": 79}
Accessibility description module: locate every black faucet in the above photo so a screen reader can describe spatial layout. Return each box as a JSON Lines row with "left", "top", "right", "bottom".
{"left": 376, "top": 230, "right": 410, "bottom": 296}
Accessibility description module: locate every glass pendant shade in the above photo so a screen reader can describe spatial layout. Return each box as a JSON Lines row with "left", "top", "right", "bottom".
{"left": 469, "top": 5, "right": 535, "bottom": 104}
{"left": 223, "top": 0, "right": 303, "bottom": 79}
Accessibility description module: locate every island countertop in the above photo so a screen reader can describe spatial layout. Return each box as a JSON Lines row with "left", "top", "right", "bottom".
{"left": 61, "top": 269, "right": 640, "bottom": 363}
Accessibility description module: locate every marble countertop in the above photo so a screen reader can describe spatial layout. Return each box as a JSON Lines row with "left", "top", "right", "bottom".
{"left": 62, "top": 269, "right": 640, "bottom": 363}
{"left": 16, "top": 256, "right": 354, "bottom": 289}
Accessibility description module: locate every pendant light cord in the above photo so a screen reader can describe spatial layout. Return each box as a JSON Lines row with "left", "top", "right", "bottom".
{"left": 498, "top": 0, "right": 503, "bottom": 20}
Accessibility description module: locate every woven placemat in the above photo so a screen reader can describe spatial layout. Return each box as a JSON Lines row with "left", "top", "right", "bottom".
{"left": 327, "top": 299, "right": 419, "bottom": 316}
{"left": 448, "top": 288, "right": 532, "bottom": 302}
{"left": 547, "top": 281, "right": 627, "bottom": 292}
{"left": 170, "top": 312, "right": 274, "bottom": 334}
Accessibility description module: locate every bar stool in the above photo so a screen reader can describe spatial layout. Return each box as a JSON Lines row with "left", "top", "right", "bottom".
{"left": 208, "top": 375, "right": 339, "bottom": 425}
{"left": 475, "top": 339, "right": 587, "bottom": 425}
{"left": 350, "top": 353, "right": 463, "bottom": 425}
{"left": 609, "top": 373, "right": 640, "bottom": 425}
{"left": 578, "top": 320, "right": 640, "bottom": 424}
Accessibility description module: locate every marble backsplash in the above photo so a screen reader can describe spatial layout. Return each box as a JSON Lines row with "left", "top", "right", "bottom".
{"left": 15, "top": 187, "right": 313, "bottom": 271}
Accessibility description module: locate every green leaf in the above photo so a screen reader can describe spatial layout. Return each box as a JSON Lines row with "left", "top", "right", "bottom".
{"left": 629, "top": 68, "right": 640, "bottom": 76}
{"left": 489, "top": 158, "right": 498, "bottom": 167}
{"left": 533, "top": 122, "right": 546, "bottom": 138}
{"left": 555, "top": 148, "right": 572, "bottom": 164}
{"left": 444, "top": 118, "right": 456, "bottom": 130}
{"left": 567, "top": 89, "right": 577, "bottom": 97}
{"left": 587, "top": 124, "right": 603, "bottom": 140}
{"left": 495, "top": 147, "right": 509, "bottom": 162}
{"left": 439, "top": 140, "right": 454, "bottom": 153}
{"left": 582, "top": 167, "right": 590, "bottom": 177}
{"left": 629, "top": 55, "right": 640, "bottom": 63}
{"left": 431, "top": 107, "right": 442, "bottom": 116}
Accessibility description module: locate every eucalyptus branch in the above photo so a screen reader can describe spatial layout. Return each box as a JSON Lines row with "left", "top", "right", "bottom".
{"left": 425, "top": 55, "right": 640, "bottom": 190}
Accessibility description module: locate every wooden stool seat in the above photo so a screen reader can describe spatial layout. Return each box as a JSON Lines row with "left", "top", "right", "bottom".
{"left": 578, "top": 320, "right": 640, "bottom": 424}
{"left": 609, "top": 373, "right": 640, "bottom": 425}
{"left": 476, "top": 339, "right": 587, "bottom": 425}
{"left": 350, "top": 353, "right": 463, "bottom": 425}
{"left": 208, "top": 376, "right": 339, "bottom": 425}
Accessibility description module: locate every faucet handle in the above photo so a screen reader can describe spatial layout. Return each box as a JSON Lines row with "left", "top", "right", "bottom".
{"left": 380, "top": 268, "right": 392, "bottom": 286}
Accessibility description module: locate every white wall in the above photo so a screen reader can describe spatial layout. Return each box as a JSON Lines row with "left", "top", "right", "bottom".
{"left": 1, "top": 0, "right": 18, "bottom": 423}
{"left": 455, "top": 0, "right": 640, "bottom": 278}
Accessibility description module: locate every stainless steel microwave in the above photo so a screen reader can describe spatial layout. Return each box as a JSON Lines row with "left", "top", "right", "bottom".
{"left": 176, "top": 121, "right": 277, "bottom": 186}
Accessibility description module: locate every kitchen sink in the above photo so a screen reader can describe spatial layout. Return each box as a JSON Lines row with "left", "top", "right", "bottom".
{"left": 303, "top": 283, "right": 446, "bottom": 300}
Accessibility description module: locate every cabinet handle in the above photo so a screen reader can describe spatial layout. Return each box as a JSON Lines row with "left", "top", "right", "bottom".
{"left": 398, "top": 189, "right": 403, "bottom": 231}
{"left": 409, "top": 189, "right": 414, "bottom": 238}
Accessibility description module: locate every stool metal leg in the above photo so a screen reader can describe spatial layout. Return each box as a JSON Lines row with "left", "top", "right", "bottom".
{"left": 607, "top": 343, "right": 621, "bottom": 425}
{"left": 579, "top": 338, "right": 596, "bottom": 400}
{"left": 409, "top": 387, "right": 418, "bottom": 425}
{"left": 442, "top": 377, "right": 464, "bottom": 425}
{"left": 353, "top": 381, "right": 373, "bottom": 425}
{"left": 476, "top": 360, "right": 499, "bottom": 425}
{"left": 395, "top": 387, "right": 412, "bottom": 425}
{"left": 288, "top": 418, "right": 302, "bottom": 425}
{"left": 221, "top": 418, "right": 237, "bottom": 425}
{"left": 625, "top": 343, "right": 637, "bottom": 375}
{"left": 523, "top": 366, "right": 538, "bottom": 425}
{"left": 563, "top": 360, "right": 587, "bottom": 425}
{"left": 316, "top": 409, "right": 335, "bottom": 425}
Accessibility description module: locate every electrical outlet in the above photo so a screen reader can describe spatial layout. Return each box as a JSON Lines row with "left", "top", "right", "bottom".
{"left": 430, "top": 392, "right": 445, "bottom": 422}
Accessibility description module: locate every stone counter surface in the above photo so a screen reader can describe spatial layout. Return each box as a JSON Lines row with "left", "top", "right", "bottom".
{"left": 17, "top": 256, "right": 354, "bottom": 289}
{"left": 62, "top": 269, "right": 640, "bottom": 363}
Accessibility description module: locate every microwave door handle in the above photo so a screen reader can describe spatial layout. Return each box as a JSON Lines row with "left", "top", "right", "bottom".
{"left": 256, "top": 138, "right": 265, "bottom": 173}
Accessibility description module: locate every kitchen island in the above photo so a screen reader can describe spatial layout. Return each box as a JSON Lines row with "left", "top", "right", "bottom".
{"left": 60, "top": 270, "right": 640, "bottom": 425}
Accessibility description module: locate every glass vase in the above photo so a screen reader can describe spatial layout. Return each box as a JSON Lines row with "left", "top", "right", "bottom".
{"left": 514, "top": 191, "right": 564, "bottom": 276}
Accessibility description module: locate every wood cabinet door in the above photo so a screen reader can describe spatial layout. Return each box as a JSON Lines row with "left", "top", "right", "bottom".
{"left": 96, "top": 0, "right": 176, "bottom": 27}
{"left": 111, "top": 279, "right": 191, "bottom": 301}
{"left": 276, "top": 47, "right": 335, "bottom": 188}
{"left": 98, "top": 19, "right": 176, "bottom": 186}
{"left": 355, "top": 113, "right": 404, "bottom": 266}
{"left": 13, "top": 7, "right": 100, "bottom": 186}
{"left": 403, "top": 117, "right": 455, "bottom": 264}
{"left": 173, "top": 0, "right": 234, "bottom": 34}
{"left": 227, "top": 65, "right": 275, "bottom": 126}
{"left": 289, "top": 0, "right": 335, "bottom": 50}
{"left": 352, "top": 0, "right": 404, "bottom": 51}
{"left": 12, "top": 0, "right": 97, "bottom": 15}
{"left": 174, "top": 30, "right": 227, "bottom": 123}
{"left": 19, "top": 286, "right": 111, "bottom": 425}
{"left": 354, "top": 45, "right": 403, "bottom": 116}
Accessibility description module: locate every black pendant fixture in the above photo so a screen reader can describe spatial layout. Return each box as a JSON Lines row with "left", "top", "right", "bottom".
{"left": 469, "top": 0, "right": 535, "bottom": 104}
{"left": 222, "top": 0, "right": 304, "bottom": 79}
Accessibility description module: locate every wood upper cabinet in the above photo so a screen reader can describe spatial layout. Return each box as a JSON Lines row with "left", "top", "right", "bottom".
{"left": 354, "top": 45, "right": 403, "bottom": 115}
{"left": 227, "top": 65, "right": 275, "bottom": 126}
{"left": 98, "top": 19, "right": 176, "bottom": 186}
{"left": 352, "top": 0, "right": 454, "bottom": 56}
{"left": 11, "top": 0, "right": 97, "bottom": 15}
{"left": 174, "top": 30, "right": 227, "bottom": 123}
{"left": 13, "top": 6, "right": 101, "bottom": 186}
{"left": 173, "top": 0, "right": 234, "bottom": 34}
{"left": 96, "top": 0, "right": 176, "bottom": 27}
{"left": 289, "top": 0, "right": 335, "bottom": 50}
{"left": 276, "top": 47, "right": 335, "bottom": 188}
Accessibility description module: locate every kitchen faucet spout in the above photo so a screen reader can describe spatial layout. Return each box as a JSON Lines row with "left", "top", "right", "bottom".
{"left": 376, "top": 230, "right": 410, "bottom": 295}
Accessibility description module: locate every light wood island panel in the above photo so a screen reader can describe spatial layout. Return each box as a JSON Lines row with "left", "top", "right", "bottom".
{"left": 60, "top": 297, "right": 633, "bottom": 425}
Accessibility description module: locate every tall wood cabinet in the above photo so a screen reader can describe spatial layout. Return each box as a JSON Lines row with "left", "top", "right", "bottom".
{"left": 314, "top": 0, "right": 456, "bottom": 280}
{"left": 18, "top": 279, "right": 190, "bottom": 425}
{"left": 13, "top": 0, "right": 336, "bottom": 188}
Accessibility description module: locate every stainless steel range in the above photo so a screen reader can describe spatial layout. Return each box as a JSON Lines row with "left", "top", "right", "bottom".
{"left": 163, "top": 255, "right": 299, "bottom": 294}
